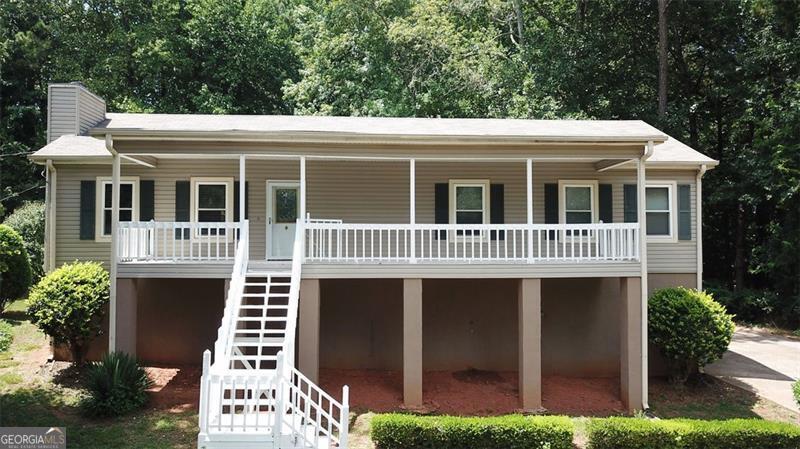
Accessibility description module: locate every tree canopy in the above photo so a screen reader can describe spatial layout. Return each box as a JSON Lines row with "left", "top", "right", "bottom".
{"left": 1, "top": 0, "right": 798, "bottom": 325}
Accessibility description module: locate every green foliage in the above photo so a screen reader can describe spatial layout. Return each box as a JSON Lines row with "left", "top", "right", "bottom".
{"left": 27, "top": 261, "right": 109, "bottom": 364}
{"left": 3, "top": 201, "right": 45, "bottom": 282}
{"left": 2, "top": 0, "right": 800, "bottom": 321}
{"left": 82, "top": 351, "right": 152, "bottom": 417}
{"left": 586, "top": 417, "right": 800, "bottom": 449}
{"left": 0, "top": 224, "right": 32, "bottom": 312}
{"left": 370, "top": 413, "right": 574, "bottom": 449}
{"left": 0, "top": 320, "right": 13, "bottom": 352}
{"left": 793, "top": 380, "right": 800, "bottom": 408}
{"left": 649, "top": 287, "right": 735, "bottom": 383}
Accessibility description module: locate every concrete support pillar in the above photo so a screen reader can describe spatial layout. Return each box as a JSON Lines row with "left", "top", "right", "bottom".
{"left": 299, "top": 279, "right": 320, "bottom": 382}
{"left": 620, "top": 276, "right": 644, "bottom": 412}
{"left": 518, "top": 278, "right": 542, "bottom": 411}
{"left": 403, "top": 278, "right": 423, "bottom": 408}
{"left": 115, "top": 278, "right": 138, "bottom": 356}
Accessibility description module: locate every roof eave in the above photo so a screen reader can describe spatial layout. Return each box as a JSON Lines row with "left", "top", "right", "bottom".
{"left": 88, "top": 128, "right": 668, "bottom": 145}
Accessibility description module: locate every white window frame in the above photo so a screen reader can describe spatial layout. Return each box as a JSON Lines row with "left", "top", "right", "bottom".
{"left": 191, "top": 177, "right": 234, "bottom": 239}
{"left": 448, "top": 179, "right": 490, "bottom": 240}
{"left": 645, "top": 181, "right": 678, "bottom": 243}
{"left": 95, "top": 176, "right": 140, "bottom": 242}
{"left": 558, "top": 180, "right": 599, "bottom": 225}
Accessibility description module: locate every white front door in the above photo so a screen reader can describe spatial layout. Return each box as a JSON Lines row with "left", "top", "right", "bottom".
{"left": 267, "top": 181, "right": 299, "bottom": 259}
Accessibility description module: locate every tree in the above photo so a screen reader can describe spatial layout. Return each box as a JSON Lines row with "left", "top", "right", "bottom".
{"left": 0, "top": 224, "right": 32, "bottom": 312}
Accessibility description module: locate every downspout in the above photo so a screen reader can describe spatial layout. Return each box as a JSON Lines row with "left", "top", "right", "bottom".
{"left": 105, "top": 135, "right": 120, "bottom": 353}
{"left": 696, "top": 165, "right": 707, "bottom": 290}
{"left": 641, "top": 141, "right": 654, "bottom": 411}
{"left": 45, "top": 160, "right": 57, "bottom": 273}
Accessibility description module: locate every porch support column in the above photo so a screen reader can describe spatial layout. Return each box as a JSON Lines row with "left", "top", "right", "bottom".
{"left": 526, "top": 159, "right": 533, "bottom": 262}
{"left": 620, "top": 276, "right": 643, "bottom": 413}
{"left": 637, "top": 142, "right": 652, "bottom": 410}
{"left": 300, "top": 156, "right": 307, "bottom": 220}
{"left": 696, "top": 165, "right": 707, "bottom": 290}
{"left": 299, "top": 278, "right": 320, "bottom": 382}
{"left": 410, "top": 159, "right": 416, "bottom": 262}
{"left": 115, "top": 278, "right": 138, "bottom": 355}
{"left": 239, "top": 155, "right": 246, "bottom": 227}
{"left": 518, "top": 278, "right": 542, "bottom": 411}
{"left": 109, "top": 147, "right": 121, "bottom": 352}
{"left": 403, "top": 278, "right": 423, "bottom": 407}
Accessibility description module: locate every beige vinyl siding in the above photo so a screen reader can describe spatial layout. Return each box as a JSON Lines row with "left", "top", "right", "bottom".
{"left": 77, "top": 88, "right": 106, "bottom": 135}
{"left": 53, "top": 160, "right": 697, "bottom": 274}
{"left": 47, "top": 84, "right": 106, "bottom": 143}
{"left": 47, "top": 85, "right": 79, "bottom": 143}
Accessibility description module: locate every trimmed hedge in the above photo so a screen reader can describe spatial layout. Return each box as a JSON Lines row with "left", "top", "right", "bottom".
{"left": 587, "top": 417, "right": 800, "bottom": 449}
{"left": 370, "top": 414, "right": 573, "bottom": 449}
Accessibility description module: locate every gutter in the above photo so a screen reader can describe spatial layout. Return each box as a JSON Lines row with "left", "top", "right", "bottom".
{"left": 105, "top": 135, "right": 119, "bottom": 353}
{"left": 641, "top": 141, "right": 654, "bottom": 412}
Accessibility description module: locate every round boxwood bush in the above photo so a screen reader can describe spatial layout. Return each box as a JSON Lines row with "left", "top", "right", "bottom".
{"left": 27, "top": 261, "right": 109, "bottom": 364}
{"left": 0, "top": 224, "right": 32, "bottom": 312}
{"left": 4, "top": 201, "right": 45, "bottom": 282}
{"left": 0, "top": 320, "right": 13, "bottom": 352}
{"left": 83, "top": 351, "right": 153, "bottom": 417}
{"left": 649, "top": 287, "right": 735, "bottom": 383}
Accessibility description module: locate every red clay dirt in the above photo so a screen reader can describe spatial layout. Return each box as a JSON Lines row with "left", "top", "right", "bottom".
{"left": 145, "top": 365, "right": 201, "bottom": 412}
{"left": 141, "top": 366, "right": 624, "bottom": 416}
{"left": 321, "top": 368, "right": 623, "bottom": 416}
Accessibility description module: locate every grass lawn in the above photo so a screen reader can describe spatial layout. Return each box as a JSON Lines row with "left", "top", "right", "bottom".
{"left": 0, "top": 299, "right": 196, "bottom": 448}
{"left": 0, "top": 299, "right": 797, "bottom": 449}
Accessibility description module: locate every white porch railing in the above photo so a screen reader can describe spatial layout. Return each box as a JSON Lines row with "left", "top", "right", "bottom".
{"left": 118, "top": 221, "right": 242, "bottom": 262}
{"left": 303, "top": 222, "right": 640, "bottom": 263}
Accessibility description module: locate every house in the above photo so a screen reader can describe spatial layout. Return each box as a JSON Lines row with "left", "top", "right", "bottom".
{"left": 31, "top": 82, "right": 717, "bottom": 449}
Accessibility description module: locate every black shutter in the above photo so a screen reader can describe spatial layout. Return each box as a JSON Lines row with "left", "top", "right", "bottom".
{"left": 79, "top": 181, "right": 96, "bottom": 240}
{"left": 490, "top": 184, "right": 504, "bottom": 240}
{"left": 599, "top": 184, "right": 613, "bottom": 223}
{"left": 544, "top": 183, "right": 558, "bottom": 239}
{"left": 233, "top": 181, "right": 249, "bottom": 221}
{"left": 623, "top": 184, "right": 638, "bottom": 223}
{"left": 175, "top": 181, "right": 190, "bottom": 239}
{"left": 434, "top": 183, "right": 448, "bottom": 239}
{"left": 678, "top": 184, "right": 691, "bottom": 240}
{"left": 139, "top": 180, "right": 155, "bottom": 222}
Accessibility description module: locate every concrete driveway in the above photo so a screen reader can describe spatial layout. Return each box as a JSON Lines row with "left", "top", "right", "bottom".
{"left": 706, "top": 327, "right": 800, "bottom": 412}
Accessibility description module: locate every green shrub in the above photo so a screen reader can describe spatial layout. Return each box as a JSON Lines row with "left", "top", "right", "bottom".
{"left": 587, "top": 417, "right": 800, "bottom": 449}
{"left": 370, "top": 413, "right": 573, "bottom": 449}
{"left": 793, "top": 380, "right": 800, "bottom": 408}
{"left": 27, "top": 261, "right": 109, "bottom": 364}
{"left": 0, "top": 320, "right": 13, "bottom": 352}
{"left": 649, "top": 287, "right": 735, "bottom": 383}
{"left": 3, "top": 201, "right": 45, "bottom": 282}
{"left": 82, "top": 351, "right": 153, "bottom": 417}
{"left": 0, "top": 224, "right": 32, "bottom": 312}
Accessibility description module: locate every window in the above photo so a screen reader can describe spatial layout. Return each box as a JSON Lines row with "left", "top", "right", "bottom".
{"left": 191, "top": 178, "right": 233, "bottom": 236}
{"left": 95, "top": 177, "right": 139, "bottom": 241}
{"left": 449, "top": 180, "right": 489, "bottom": 237}
{"left": 558, "top": 180, "right": 598, "bottom": 224}
{"left": 646, "top": 183, "right": 676, "bottom": 241}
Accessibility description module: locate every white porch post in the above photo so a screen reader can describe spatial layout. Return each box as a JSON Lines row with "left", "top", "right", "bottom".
{"left": 239, "top": 155, "right": 246, "bottom": 227}
{"left": 526, "top": 158, "right": 533, "bottom": 262}
{"left": 300, "top": 156, "right": 307, "bottom": 220}
{"left": 410, "top": 159, "right": 416, "bottom": 263}
{"left": 109, "top": 150, "right": 121, "bottom": 352}
{"left": 637, "top": 142, "right": 652, "bottom": 410}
